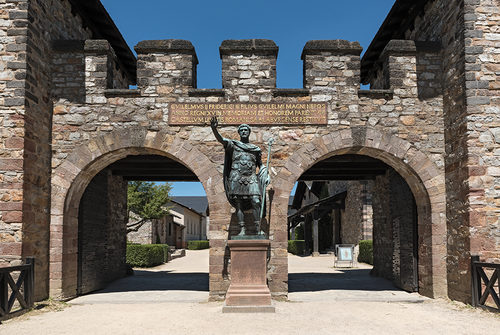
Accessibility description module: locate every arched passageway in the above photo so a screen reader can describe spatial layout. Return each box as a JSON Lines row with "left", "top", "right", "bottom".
{"left": 76, "top": 153, "right": 209, "bottom": 295}
{"left": 270, "top": 128, "right": 446, "bottom": 299}
{"left": 49, "top": 129, "right": 219, "bottom": 298}
{"left": 288, "top": 154, "right": 419, "bottom": 293}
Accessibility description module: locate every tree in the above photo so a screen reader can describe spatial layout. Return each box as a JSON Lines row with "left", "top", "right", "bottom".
{"left": 127, "top": 181, "right": 172, "bottom": 233}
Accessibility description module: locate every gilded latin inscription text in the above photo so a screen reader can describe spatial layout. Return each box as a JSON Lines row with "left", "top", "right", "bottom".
{"left": 168, "top": 103, "right": 328, "bottom": 125}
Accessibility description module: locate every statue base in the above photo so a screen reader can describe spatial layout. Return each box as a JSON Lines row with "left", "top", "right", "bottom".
{"left": 224, "top": 239, "right": 274, "bottom": 312}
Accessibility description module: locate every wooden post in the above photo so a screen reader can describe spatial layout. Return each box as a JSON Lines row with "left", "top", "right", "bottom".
{"left": 0, "top": 271, "right": 7, "bottom": 316}
{"left": 24, "top": 257, "right": 35, "bottom": 307}
{"left": 471, "top": 255, "right": 480, "bottom": 306}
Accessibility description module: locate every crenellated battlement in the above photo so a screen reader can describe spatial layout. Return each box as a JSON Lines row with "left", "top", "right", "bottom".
{"left": 135, "top": 39, "right": 198, "bottom": 95}
{"left": 301, "top": 40, "right": 362, "bottom": 92}
{"left": 51, "top": 38, "right": 434, "bottom": 102}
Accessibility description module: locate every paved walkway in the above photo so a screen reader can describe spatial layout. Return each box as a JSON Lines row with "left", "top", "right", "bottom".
{"left": 1, "top": 250, "right": 499, "bottom": 334}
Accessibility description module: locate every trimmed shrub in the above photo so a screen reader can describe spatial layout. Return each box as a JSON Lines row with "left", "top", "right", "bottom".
{"left": 358, "top": 240, "right": 373, "bottom": 265}
{"left": 126, "top": 244, "right": 168, "bottom": 267}
{"left": 294, "top": 224, "right": 304, "bottom": 240}
{"left": 157, "top": 244, "right": 169, "bottom": 263}
{"left": 187, "top": 240, "right": 209, "bottom": 250}
{"left": 288, "top": 240, "right": 306, "bottom": 255}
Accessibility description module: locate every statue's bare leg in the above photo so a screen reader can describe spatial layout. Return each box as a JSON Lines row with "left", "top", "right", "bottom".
{"left": 251, "top": 196, "right": 264, "bottom": 235}
{"left": 236, "top": 199, "right": 246, "bottom": 236}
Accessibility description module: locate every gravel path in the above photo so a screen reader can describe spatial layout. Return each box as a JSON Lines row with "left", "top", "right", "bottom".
{"left": 1, "top": 250, "right": 499, "bottom": 334}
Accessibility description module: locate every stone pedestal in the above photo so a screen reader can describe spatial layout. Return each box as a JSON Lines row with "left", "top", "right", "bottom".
{"left": 223, "top": 239, "right": 275, "bottom": 313}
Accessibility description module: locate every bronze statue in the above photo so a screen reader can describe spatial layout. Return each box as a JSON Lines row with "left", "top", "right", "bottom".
{"left": 210, "top": 117, "right": 270, "bottom": 237}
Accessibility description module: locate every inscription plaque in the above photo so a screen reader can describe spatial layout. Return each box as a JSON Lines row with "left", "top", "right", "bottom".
{"left": 168, "top": 102, "right": 328, "bottom": 125}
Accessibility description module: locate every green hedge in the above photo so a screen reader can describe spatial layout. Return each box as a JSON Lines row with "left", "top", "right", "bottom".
{"left": 187, "top": 240, "right": 209, "bottom": 250}
{"left": 288, "top": 240, "right": 305, "bottom": 255}
{"left": 294, "top": 225, "right": 305, "bottom": 240}
{"left": 126, "top": 244, "right": 169, "bottom": 267}
{"left": 358, "top": 240, "right": 373, "bottom": 265}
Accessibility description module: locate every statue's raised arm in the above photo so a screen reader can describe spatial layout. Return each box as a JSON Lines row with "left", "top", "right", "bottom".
{"left": 210, "top": 117, "right": 226, "bottom": 145}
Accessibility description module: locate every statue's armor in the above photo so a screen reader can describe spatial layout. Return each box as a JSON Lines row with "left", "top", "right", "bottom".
{"left": 228, "top": 145, "right": 260, "bottom": 197}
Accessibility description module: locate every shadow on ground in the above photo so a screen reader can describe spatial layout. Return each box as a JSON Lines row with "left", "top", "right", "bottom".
{"left": 93, "top": 271, "right": 209, "bottom": 294}
{"left": 289, "top": 269, "right": 400, "bottom": 292}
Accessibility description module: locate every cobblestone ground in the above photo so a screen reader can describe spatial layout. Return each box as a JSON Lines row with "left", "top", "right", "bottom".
{"left": 1, "top": 250, "right": 499, "bottom": 334}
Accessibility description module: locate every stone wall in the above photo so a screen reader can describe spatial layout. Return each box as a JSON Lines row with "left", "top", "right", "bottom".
{"left": 0, "top": 0, "right": 132, "bottom": 300}
{"left": 463, "top": 0, "right": 500, "bottom": 268}
{"left": 361, "top": 181, "right": 373, "bottom": 240}
{"left": 78, "top": 170, "right": 108, "bottom": 294}
{"left": 341, "top": 182, "right": 363, "bottom": 245}
{"left": 404, "top": 0, "right": 468, "bottom": 303}
{"left": 389, "top": 169, "right": 418, "bottom": 292}
{"left": 377, "top": 0, "right": 500, "bottom": 302}
{"left": 372, "top": 168, "right": 418, "bottom": 292}
{"left": 372, "top": 172, "right": 392, "bottom": 280}
{"left": 127, "top": 220, "right": 153, "bottom": 244}
{"left": 78, "top": 169, "right": 127, "bottom": 295}
{"left": 0, "top": 0, "right": 28, "bottom": 269}
{"left": 25, "top": 0, "right": 98, "bottom": 300}
{"left": 106, "top": 172, "right": 128, "bottom": 281}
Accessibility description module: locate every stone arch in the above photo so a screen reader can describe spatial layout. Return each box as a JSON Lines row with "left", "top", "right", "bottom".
{"left": 49, "top": 128, "right": 223, "bottom": 298}
{"left": 269, "top": 127, "right": 446, "bottom": 299}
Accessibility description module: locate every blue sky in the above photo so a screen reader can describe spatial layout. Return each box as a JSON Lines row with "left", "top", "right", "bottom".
{"left": 100, "top": 0, "right": 396, "bottom": 195}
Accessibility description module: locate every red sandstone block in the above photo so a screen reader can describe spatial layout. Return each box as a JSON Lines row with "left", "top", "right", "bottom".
{"left": 469, "top": 211, "right": 486, "bottom": 227}
{"left": 273, "top": 230, "right": 288, "bottom": 242}
{"left": 0, "top": 202, "right": 22, "bottom": 211}
{"left": 209, "top": 239, "right": 225, "bottom": 248}
{"left": 5, "top": 137, "right": 24, "bottom": 149}
{"left": 469, "top": 165, "right": 486, "bottom": 176}
{"left": 0, "top": 159, "right": 23, "bottom": 171}
{"left": 209, "top": 255, "right": 224, "bottom": 265}
{"left": 0, "top": 183, "right": 23, "bottom": 190}
{"left": 0, "top": 242, "right": 22, "bottom": 256}
{"left": 2, "top": 210, "right": 22, "bottom": 222}
{"left": 209, "top": 265, "right": 224, "bottom": 273}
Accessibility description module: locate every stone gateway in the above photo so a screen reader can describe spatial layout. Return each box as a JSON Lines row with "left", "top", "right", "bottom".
{"left": 0, "top": 0, "right": 498, "bottom": 307}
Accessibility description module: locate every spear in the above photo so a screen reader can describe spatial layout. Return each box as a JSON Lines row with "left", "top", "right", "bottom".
{"left": 260, "top": 137, "right": 274, "bottom": 223}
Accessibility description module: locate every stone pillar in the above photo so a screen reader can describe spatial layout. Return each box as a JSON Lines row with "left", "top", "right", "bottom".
{"left": 312, "top": 218, "right": 319, "bottom": 257}
{"left": 0, "top": 0, "right": 29, "bottom": 272}
{"left": 380, "top": 40, "right": 417, "bottom": 98}
{"left": 84, "top": 40, "right": 114, "bottom": 104}
{"left": 219, "top": 39, "right": 278, "bottom": 102}
{"left": 51, "top": 40, "right": 86, "bottom": 102}
{"left": 135, "top": 39, "right": 198, "bottom": 96}
{"left": 302, "top": 40, "right": 362, "bottom": 100}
